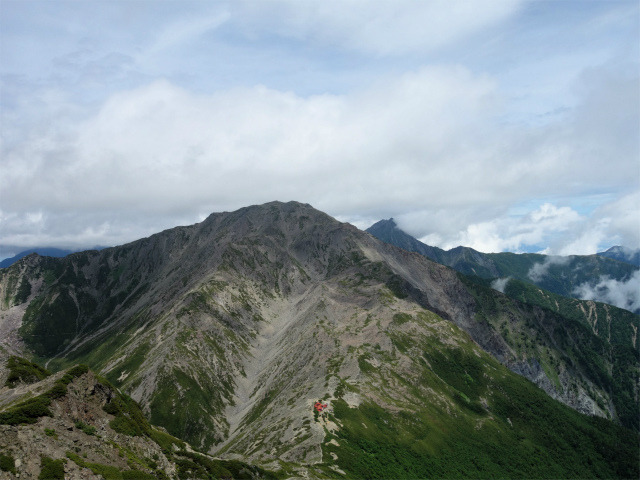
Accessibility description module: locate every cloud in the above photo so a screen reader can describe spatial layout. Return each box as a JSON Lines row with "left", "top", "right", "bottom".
{"left": 401, "top": 192, "right": 639, "bottom": 255}
{"left": 0, "top": 67, "right": 503, "bottom": 247}
{"left": 527, "top": 256, "right": 572, "bottom": 282}
{"left": 573, "top": 270, "right": 640, "bottom": 313}
{"left": 0, "top": 59, "right": 637, "bottom": 252}
{"left": 0, "top": 2, "right": 637, "bottom": 253}
{"left": 146, "top": 12, "right": 231, "bottom": 57}
{"left": 491, "top": 277, "right": 511, "bottom": 293}
{"left": 591, "top": 192, "right": 640, "bottom": 250}
{"left": 407, "top": 203, "right": 584, "bottom": 253}
{"left": 235, "top": 0, "right": 524, "bottom": 56}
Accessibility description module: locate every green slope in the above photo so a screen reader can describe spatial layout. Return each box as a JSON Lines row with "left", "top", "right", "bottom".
{"left": 312, "top": 309, "right": 638, "bottom": 479}
{"left": 460, "top": 274, "right": 640, "bottom": 432}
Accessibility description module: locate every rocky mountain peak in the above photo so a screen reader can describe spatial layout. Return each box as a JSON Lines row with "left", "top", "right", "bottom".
{"left": 0, "top": 202, "right": 637, "bottom": 479}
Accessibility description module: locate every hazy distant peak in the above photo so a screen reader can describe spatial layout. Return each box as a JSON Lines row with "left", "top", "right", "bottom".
{"left": 597, "top": 246, "right": 640, "bottom": 267}
{"left": 366, "top": 218, "right": 398, "bottom": 230}
{"left": 0, "top": 247, "right": 75, "bottom": 268}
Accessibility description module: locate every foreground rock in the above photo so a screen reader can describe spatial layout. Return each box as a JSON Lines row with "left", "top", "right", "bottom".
{"left": 0, "top": 357, "right": 277, "bottom": 479}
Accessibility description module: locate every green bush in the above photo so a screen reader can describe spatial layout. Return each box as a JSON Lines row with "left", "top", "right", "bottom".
{"left": 66, "top": 364, "right": 90, "bottom": 378}
{"left": 110, "top": 416, "right": 145, "bottom": 437}
{"left": 45, "top": 383, "right": 69, "bottom": 400}
{"left": 75, "top": 420, "right": 97, "bottom": 436}
{"left": 174, "top": 451, "right": 279, "bottom": 480}
{"left": 14, "top": 277, "right": 32, "bottom": 304}
{"left": 0, "top": 397, "right": 52, "bottom": 425}
{"left": 0, "top": 362, "right": 92, "bottom": 426}
{"left": 66, "top": 451, "right": 123, "bottom": 480}
{"left": 38, "top": 456, "right": 65, "bottom": 480}
{"left": 4, "top": 356, "right": 50, "bottom": 387}
{"left": 0, "top": 454, "right": 16, "bottom": 474}
{"left": 148, "top": 429, "right": 185, "bottom": 453}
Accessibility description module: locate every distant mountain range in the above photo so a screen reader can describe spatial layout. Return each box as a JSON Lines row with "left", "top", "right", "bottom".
{"left": 597, "top": 245, "right": 640, "bottom": 266}
{"left": 366, "top": 218, "right": 640, "bottom": 314}
{"left": 0, "top": 202, "right": 637, "bottom": 479}
{"left": 0, "top": 248, "right": 75, "bottom": 268}
{"left": 0, "top": 246, "right": 108, "bottom": 269}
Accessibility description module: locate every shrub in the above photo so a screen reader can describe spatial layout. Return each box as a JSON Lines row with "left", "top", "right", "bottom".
{"left": 0, "top": 362, "right": 91, "bottom": 426}
{"left": 0, "top": 397, "right": 52, "bottom": 425}
{"left": 75, "top": 421, "right": 97, "bottom": 436}
{"left": 110, "top": 416, "right": 145, "bottom": 437}
{"left": 4, "top": 356, "right": 51, "bottom": 387}
{"left": 38, "top": 456, "right": 65, "bottom": 480}
{"left": 66, "top": 451, "right": 123, "bottom": 480}
{"left": 0, "top": 454, "right": 16, "bottom": 474}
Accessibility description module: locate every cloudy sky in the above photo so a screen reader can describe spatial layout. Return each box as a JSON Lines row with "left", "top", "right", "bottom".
{"left": 1, "top": 0, "right": 638, "bottom": 258}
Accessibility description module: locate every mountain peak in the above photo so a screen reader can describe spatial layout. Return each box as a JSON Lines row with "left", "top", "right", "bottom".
{"left": 367, "top": 218, "right": 397, "bottom": 230}
{"left": 597, "top": 245, "right": 640, "bottom": 266}
{"left": 0, "top": 203, "right": 638, "bottom": 478}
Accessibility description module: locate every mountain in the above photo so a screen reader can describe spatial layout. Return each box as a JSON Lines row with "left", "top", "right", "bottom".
{"left": 0, "top": 202, "right": 637, "bottom": 478}
{"left": 598, "top": 246, "right": 640, "bottom": 267}
{"left": 367, "top": 218, "right": 639, "bottom": 312}
{"left": 366, "top": 218, "right": 501, "bottom": 277}
{"left": 0, "top": 248, "right": 75, "bottom": 269}
{"left": 0, "top": 355, "right": 277, "bottom": 479}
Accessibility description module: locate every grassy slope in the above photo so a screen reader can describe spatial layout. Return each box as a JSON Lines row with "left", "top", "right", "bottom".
{"left": 0, "top": 358, "right": 280, "bottom": 480}
{"left": 318, "top": 309, "right": 638, "bottom": 479}
{"left": 460, "top": 274, "right": 639, "bottom": 433}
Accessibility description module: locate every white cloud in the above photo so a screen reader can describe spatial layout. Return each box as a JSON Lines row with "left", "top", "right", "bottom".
{"left": 491, "top": 277, "right": 511, "bottom": 293}
{"left": 527, "top": 255, "right": 572, "bottom": 282}
{"left": 1, "top": 60, "right": 638, "bottom": 252}
{"left": 591, "top": 192, "right": 640, "bottom": 249}
{"left": 146, "top": 12, "right": 231, "bottom": 58}
{"left": 0, "top": 67, "right": 503, "bottom": 246}
{"left": 573, "top": 270, "right": 640, "bottom": 313}
{"left": 235, "top": 0, "right": 524, "bottom": 56}
{"left": 409, "top": 203, "right": 584, "bottom": 253}
{"left": 405, "top": 194, "right": 638, "bottom": 255}
{"left": 0, "top": 1, "right": 637, "bottom": 253}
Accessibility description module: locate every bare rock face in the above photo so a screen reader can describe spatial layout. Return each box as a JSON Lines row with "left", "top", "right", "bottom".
{"left": 0, "top": 201, "right": 637, "bottom": 472}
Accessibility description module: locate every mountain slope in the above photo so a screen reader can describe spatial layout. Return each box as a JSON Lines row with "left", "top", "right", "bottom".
{"left": 598, "top": 246, "right": 640, "bottom": 267}
{"left": 0, "top": 202, "right": 637, "bottom": 478}
{"left": 0, "top": 355, "right": 276, "bottom": 479}
{"left": 366, "top": 218, "right": 639, "bottom": 312}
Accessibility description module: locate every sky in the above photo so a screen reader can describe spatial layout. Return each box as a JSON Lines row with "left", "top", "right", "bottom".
{"left": 1, "top": 0, "right": 638, "bottom": 259}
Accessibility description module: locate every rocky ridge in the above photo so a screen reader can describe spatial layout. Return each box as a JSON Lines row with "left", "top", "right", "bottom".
{"left": 0, "top": 201, "right": 637, "bottom": 478}
{"left": 0, "top": 356, "right": 278, "bottom": 479}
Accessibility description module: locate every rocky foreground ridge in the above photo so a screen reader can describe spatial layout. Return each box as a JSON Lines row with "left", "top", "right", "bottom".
{"left": 0, "top": 355, "right": 277, "bottom": 479}
{"left": 0, "top": 201, "right": 638, "bottom": 479}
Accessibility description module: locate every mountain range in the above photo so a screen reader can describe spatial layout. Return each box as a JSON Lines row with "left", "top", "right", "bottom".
{"left": 0, "top": 246, "right": 109, "bottom": 269}
{"left": 0, "top": 201, "right": 638, "bottom": 479}
{"left": 598, "top": 245, "right": 640, "bottom": 267}
{"left": 367, "top": 218, "right": 640, "bottom": 313}
{"left": 0, "top": 248, "right": 75, "bottom": 269}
